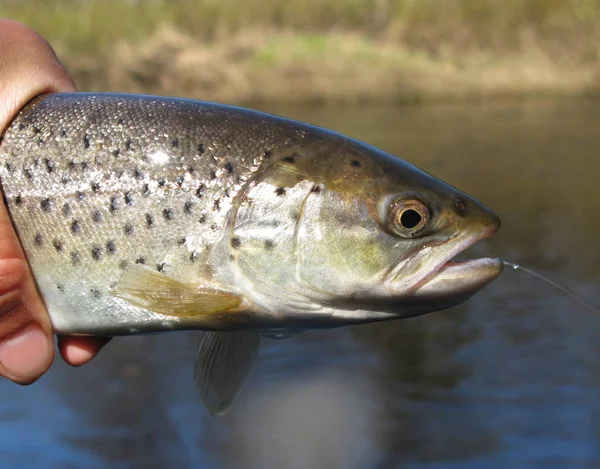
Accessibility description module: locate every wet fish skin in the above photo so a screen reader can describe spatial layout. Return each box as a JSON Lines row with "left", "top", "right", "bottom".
{"left": 0, "top": 92, "right": 502, "bottom": 414}
{"left": 0, "top": 93, "right": 307, "bottom": 334}
{"left": 0, "top": 92, "right": 500, "bottom": 337}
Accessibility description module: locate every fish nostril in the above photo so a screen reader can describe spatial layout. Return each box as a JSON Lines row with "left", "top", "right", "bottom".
{"left": 454, "top": 197, "right": 468, "bottom": 216}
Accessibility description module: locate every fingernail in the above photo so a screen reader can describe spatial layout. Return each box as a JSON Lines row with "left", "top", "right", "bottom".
{"left": 0, "top": 326, "right": 52, "bottom": 383}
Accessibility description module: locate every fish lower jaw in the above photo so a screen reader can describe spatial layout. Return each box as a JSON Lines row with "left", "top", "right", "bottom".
{"left": 411, "top": 257, "right": 503, "bottom": 299}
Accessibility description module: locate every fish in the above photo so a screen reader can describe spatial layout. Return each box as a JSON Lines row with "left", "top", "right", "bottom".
{"left": 0, "top": 93, "right": 502, "bottom": 414}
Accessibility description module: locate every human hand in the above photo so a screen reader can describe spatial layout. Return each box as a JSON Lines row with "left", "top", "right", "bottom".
{"left": 0, "top": 19, "right": 109, "bottom": 384}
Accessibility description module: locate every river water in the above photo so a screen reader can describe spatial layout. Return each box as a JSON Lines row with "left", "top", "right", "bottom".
{"left": 1, "top": 99, "right": 599, "bottom": 469}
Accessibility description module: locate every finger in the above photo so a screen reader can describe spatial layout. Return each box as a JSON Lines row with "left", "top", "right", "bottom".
{"left": 0, "top": 19, "right": 76, "bottom": 383}
{"left": 57, "top": 336, "right": 112, "bottom": 367}
{"left": 0, "top": 19, "right": 76, "bottom": 131}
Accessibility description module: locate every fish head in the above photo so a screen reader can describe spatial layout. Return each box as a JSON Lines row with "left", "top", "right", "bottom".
{"left": 228, "top": 132, "right": 501, "bottom": 325}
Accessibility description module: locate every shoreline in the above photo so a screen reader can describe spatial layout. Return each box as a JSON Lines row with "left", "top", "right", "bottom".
{"left": 60, "top": 28, "right": 600, "bottom": 105}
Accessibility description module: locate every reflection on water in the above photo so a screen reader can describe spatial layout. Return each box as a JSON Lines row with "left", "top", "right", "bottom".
{"left": 1, "top": 99, "right": 599, "bottom": 468}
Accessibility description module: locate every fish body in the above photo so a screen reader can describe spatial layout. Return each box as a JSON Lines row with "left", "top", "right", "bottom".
{"left": 0, "top": 93, "right": 501, "bottom": 414}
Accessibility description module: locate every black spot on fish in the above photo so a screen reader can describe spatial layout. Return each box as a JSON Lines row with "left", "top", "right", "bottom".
{"left": 60, "top": 130, "right": 67, "bottom": 138}
{"left": 189, "top": 251, "right": 199, "bottom": 262}
{"left": 311, "top": 184, "right": 322, "bottom": 194}
{"left": 61, "top": 174, "right": 70, "bottom": 184}
{"left": 44, "top": 158, "right": 54, "bottom": 173}
{"left": 146, "top": 213, "right": 154, "bottom": 228}
{"left": 282, "top": 154, "right": 298, "bottom": 164}
{"left": 198, "top": 214, "right": 206, "bottom": 224}
{"left": 68, "top": 160, "right": 76, "bottom": 172}
{"left": 57, "top": 284, "right": 65, "bottom": 293}
{"left": 123, "top": 223, "right": 134, "bottom": 236}
{"left": 76, "top": 191, "right": 85, "bottom": 201}
{"left": 224, "top": 161, "right": 234, "bottom": 174}
{"left": 156, "top": 262, "right": 166, "bottom": 273}
{"left": 197, "top": 143, "right": 205, "bottom": 155}
{"left": 71, "top": 220, "right": 81, "bottom": 234}
{"left": 264, "top": 239, "right": 275, "bottom": 250}
{"left": 351, "top": 159, "right": 361, "bottom": 168}
{"left": 211, "top": 223, "right": 219, "bottom": 231}
{"left": 106, "top": 240, "right": 117, "bottom": 254}
{"left": 171, "top": 138, "right": 179, "bottom": 148}
{"left": 275, "top": 187, "right": 286, "bottom": 197}
{"left": 18, "top": 123, "right": 25, "bottom": 131}
{"left": 213, "top": 199, "right": 221, "bottom": 211}
{"left": 184, "top": 201, "right": 193, "bottom": 214}
{"left": 92, "top": 211, "right": 103, "bottom": 223}
{"left": 177, "top": 237, "right": 187, "bottom": 246}
{"left": 81, "top": 162, "right": 88, "bottom": 172}
{"left": 231, "top": 237, "right": 241, "bottom": 248}
{"left": 36, "top": 137, "right": 44, "bottom": 146}
{"left": 91, "top": 182, "right": 101, "bottom": 193}
{"left": 119, "top": 260, "right": 129, "bottom": 270}
{"left": 142, "top": 183, "right": 150, "bottom": 196}
{"left": 158, "top": 179, "right": 166, "bottom": 188}
{"left": 34, "top": 233, "right": 43, "bottom": 247}
{"left": 112, "top": 149, "right": 120, "bottom": 158}
{"left": 264, "top": 150, "right": 273, "bottom": 159}
{"left": 91, "top": 246, "right": 102, "bottom": 260}
{"left": 117, "top": 118, "right": 125, "bottom": 125}
{"left": 33, "top": 126, "right": 41, "bottom": 134}
{"left": 176, "top": 175, "right": 184, "bottom": 187}
{"left": 196, "top": 184, "right": 206, "bottom": 198}
{"left": 70, "top": 251, "right": 80, "bottom": 265}
{"left": 136, "top": 257, "right": 146, "bottom": 265}
{"left": 40, "top": 198, "right": 52, "bottom": 212}
{"left": 109, "top": 196, "right": 118, "bottom": 213}
{"left": 83, "top": 134, "right": 91, "bottom": 149}
{"left": 163, "top": 208, "right": 174, "bottom": 221}
{"left": 188, "top": 165, "right": 196, "bottom": 174}
{"left": 4, "top": 162, "right": 12, "bottom": 173}
{"left": 14, "top": 195, "right": 22, "bottom": 206}
{"left": 124, "top": 192, "right": 134, "bottom": 206}
{"left": 94, "top": 155, "right": 104, "bottom": 166}
{"left": 53, "top": 239, "right": 64, "bottom": 253}
{"left": 210, "top": 170, "right": 217, "bottom": 180}
{"left": 134, "top": 166, "right": 144, "bottom": 180}
{"left": 62, "top": 203, "right": 72, "bottom": 217}
{"left": 24, "top": 168, "right": 33, "bottom": 180}
{"left": 454, "top": 197, "right": 468, "bottom": 216}
{"left": 90, "top": 288, "right": 101, "bottom": 299}
{"left": 125, "top": 140, "right": 132, "bottom": 151}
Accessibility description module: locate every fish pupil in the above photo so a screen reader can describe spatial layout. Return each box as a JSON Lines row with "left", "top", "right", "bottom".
{"left": 400, "top": 209, "right": 422, "bottom": 229}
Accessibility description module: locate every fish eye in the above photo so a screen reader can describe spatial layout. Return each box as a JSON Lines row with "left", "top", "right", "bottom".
{"left": 388, "top": 197, "right": 429, "bottom": 237}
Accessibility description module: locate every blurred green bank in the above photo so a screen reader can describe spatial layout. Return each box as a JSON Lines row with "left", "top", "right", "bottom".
{"left": 2, "top": 0, "right": 599, "bottom": 103}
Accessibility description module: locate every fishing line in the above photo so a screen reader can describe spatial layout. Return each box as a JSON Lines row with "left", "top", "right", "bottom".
{"left": 502, "top": 261, "right": 600, "bottom": 315}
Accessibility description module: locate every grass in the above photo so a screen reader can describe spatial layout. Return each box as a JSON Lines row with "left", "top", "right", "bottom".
{"left": 1, "top": 0, "right": 599, "bottom": 102}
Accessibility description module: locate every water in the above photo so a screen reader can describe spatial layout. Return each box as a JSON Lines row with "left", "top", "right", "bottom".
{"left": 1, "top": 99, "right": 599, "bottom": 469}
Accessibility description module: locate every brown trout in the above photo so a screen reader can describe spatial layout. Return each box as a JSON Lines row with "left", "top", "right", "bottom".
{"left": 0, "top": 93, "right": 501, "bottom": 414}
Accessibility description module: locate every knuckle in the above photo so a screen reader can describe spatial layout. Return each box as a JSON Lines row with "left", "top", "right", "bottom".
{"left": 0, "top": 258, "right": 33, "bottom": 335}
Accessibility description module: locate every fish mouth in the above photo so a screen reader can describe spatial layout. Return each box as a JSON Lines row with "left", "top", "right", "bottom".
{"left": 384, "top": 224, "right": 502, "bottom": 302}
{"left": 409, "top": 226, "right": 502, "bottom": 301}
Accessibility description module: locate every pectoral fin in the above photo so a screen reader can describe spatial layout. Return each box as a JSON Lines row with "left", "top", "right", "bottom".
{"left": 194, "top": 331, "right": 260, "bottom": 416}
{"left": 112, "top": 265, "right": 242, "bottom": 317}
